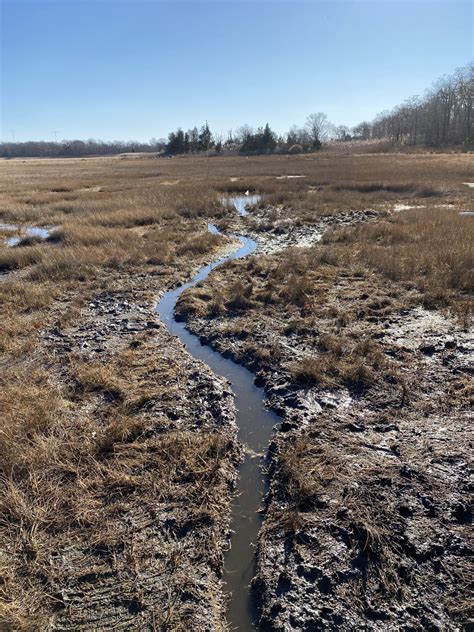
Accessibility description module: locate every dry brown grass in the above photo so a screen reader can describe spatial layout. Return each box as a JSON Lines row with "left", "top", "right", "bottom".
{"left": 290, "top": 337, "right": 393, "bottom": 392}
{"left": 1, "top": 208, "right": 223, "bottom": 279}
{"left": 0, "top": 156, "right": 241, "bottom": 629}
{"left": 2, "top": 152, "right": 471, "bottom": 223}
{"left": 260, "top": 180, "right": 446, "bottom": 220}
{"left": 0, "top": 335, "right": 235, "bottom": 628}
{"left": 1, "top": 151, "right": 472, "bottom": 628}
{"left": 323, "top": 207, "right": 473, "bottom": 307}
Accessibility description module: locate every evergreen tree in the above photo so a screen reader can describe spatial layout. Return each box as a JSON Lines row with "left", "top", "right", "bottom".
{"left": 261, "top": 123, "right": 277, "bottom": 153}
{"left": 239, "top": 123, "right": 277, "bottom": 154}
{"left": 189, "top": 127, "right": 199, "bottom": 152}
{"left": 198, "top": 122, "right": 214, "bottom": 151}
{"left": 165, "top": 128, "right": 185, "bottom": 154}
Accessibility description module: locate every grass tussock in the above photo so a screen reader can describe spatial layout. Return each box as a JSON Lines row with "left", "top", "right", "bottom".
{"left": 290, "top": 337, "right": 392, "bottom": 392}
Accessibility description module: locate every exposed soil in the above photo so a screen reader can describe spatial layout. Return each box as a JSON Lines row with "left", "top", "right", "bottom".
{"left": 177, "top": 204, "right": 473, "bottom": 630}
{"left": 216, "top": 201, "right": 382, "bottom": 255}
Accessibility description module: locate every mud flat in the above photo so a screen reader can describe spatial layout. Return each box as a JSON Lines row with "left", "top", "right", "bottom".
{"left": 177, "top": 203, "right": 473, "bottom": 630}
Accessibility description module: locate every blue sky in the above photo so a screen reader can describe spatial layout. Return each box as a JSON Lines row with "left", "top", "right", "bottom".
{"left": 1, "top": 0, "right": 472, "bottom": 142}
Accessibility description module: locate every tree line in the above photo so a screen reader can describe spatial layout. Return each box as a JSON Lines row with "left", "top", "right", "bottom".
{"left": 164, "top": 114, "right": 333, "bottom": 156}
{"left": 352, "top": 63, "right": 472, "bottom": 147}
{"left": 165, "top": 122, "right": 215, "bottom": 154}
{"left": 0, "top": 115, "right": 334, "bottom": 158}
{"left": 0, "top": 139, "right": 165, "bottom": 159}
{"left": 1, "top": 64, "right": 471, "bottom": 158}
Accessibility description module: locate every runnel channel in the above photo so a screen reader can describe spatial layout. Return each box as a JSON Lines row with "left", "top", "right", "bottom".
{"left": 156, "top": 196, "right": 280, "bottom": 630}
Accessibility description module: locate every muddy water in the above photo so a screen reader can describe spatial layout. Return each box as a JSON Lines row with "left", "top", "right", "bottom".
{"left": 156, "top": 197, "right": 279, "bottom": 630}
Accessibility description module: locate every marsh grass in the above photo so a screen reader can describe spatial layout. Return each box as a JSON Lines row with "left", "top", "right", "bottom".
{"left": 0, "top": 222, "right": 222, "bottom": 278}
{"left": 0, "top": 156, "right": 240, "bottom": 628}
{"left": 228, "top": 206, "right": 472, "bottom": 317}
{"left": 1, "top": 151, "right": 472, "bottom": 628}
{"left": 261, "top": 180, "right": 448, "bottom": 219}
{"left": 290, "top": 337, "right": 389, "bottom": 392}
{"left": 323, "top": 207, "right": 473, "bottom": 301}
{"left": 0, "top": 336, "right": 235, "bottom": 628}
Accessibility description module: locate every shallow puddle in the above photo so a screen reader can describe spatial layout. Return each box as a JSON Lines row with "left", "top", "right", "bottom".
{"left": 4, "top": 225, "right": 51, "bottom": 246}
{"left": 156, "top": 195, "right": 278, "bottom": 630}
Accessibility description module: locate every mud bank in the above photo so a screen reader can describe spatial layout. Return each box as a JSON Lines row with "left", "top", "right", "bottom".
{"left": 217, "top": 201, "right": 382, "bottom": 255}
{"left": 177, "top": 213, "right": 472, "bottom": 629}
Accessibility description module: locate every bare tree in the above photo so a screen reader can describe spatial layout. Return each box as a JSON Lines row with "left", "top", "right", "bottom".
{"left": 285, "top": 125, "right": 311, "bottom": 148}
{"left": 305, "top": 112, "right": 332, "bottom": 148}
{"left": 362, "top": 63, "right": 472, "bottom": 147}
{"left": 352, "top": 121, "right": 371, "bottom": 140}
{"left": 335, "top": 125, "right": 351, "bottom": 141}
{"left": 234, "top": 125, "right": 253, "bottom": 145}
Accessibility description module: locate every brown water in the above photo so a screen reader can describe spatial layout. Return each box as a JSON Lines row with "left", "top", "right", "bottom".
{"left": 156, "top": 197, "right": 280, "bottom": 630}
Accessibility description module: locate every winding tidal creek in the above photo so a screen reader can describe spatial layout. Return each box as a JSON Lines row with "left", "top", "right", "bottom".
{"left": 156, "top": 197, "right": 281, "bottom": 630}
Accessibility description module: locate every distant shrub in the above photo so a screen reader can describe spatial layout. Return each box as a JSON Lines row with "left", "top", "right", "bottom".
{"left": 288, "top": 144, "right": 303, "bottom": 155}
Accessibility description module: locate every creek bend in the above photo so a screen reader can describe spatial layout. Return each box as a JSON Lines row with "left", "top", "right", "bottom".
{"left": 156, "top": 196, "right": 280, "bottom": 630}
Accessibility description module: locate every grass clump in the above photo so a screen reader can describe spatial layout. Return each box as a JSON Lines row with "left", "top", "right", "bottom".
{"left": 290, "top": 337, "right": 389, "bottom": 392}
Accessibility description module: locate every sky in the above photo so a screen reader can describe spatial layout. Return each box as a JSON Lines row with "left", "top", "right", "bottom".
{"left": 1, "top": 0, "right": 472, "bottom": 142}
